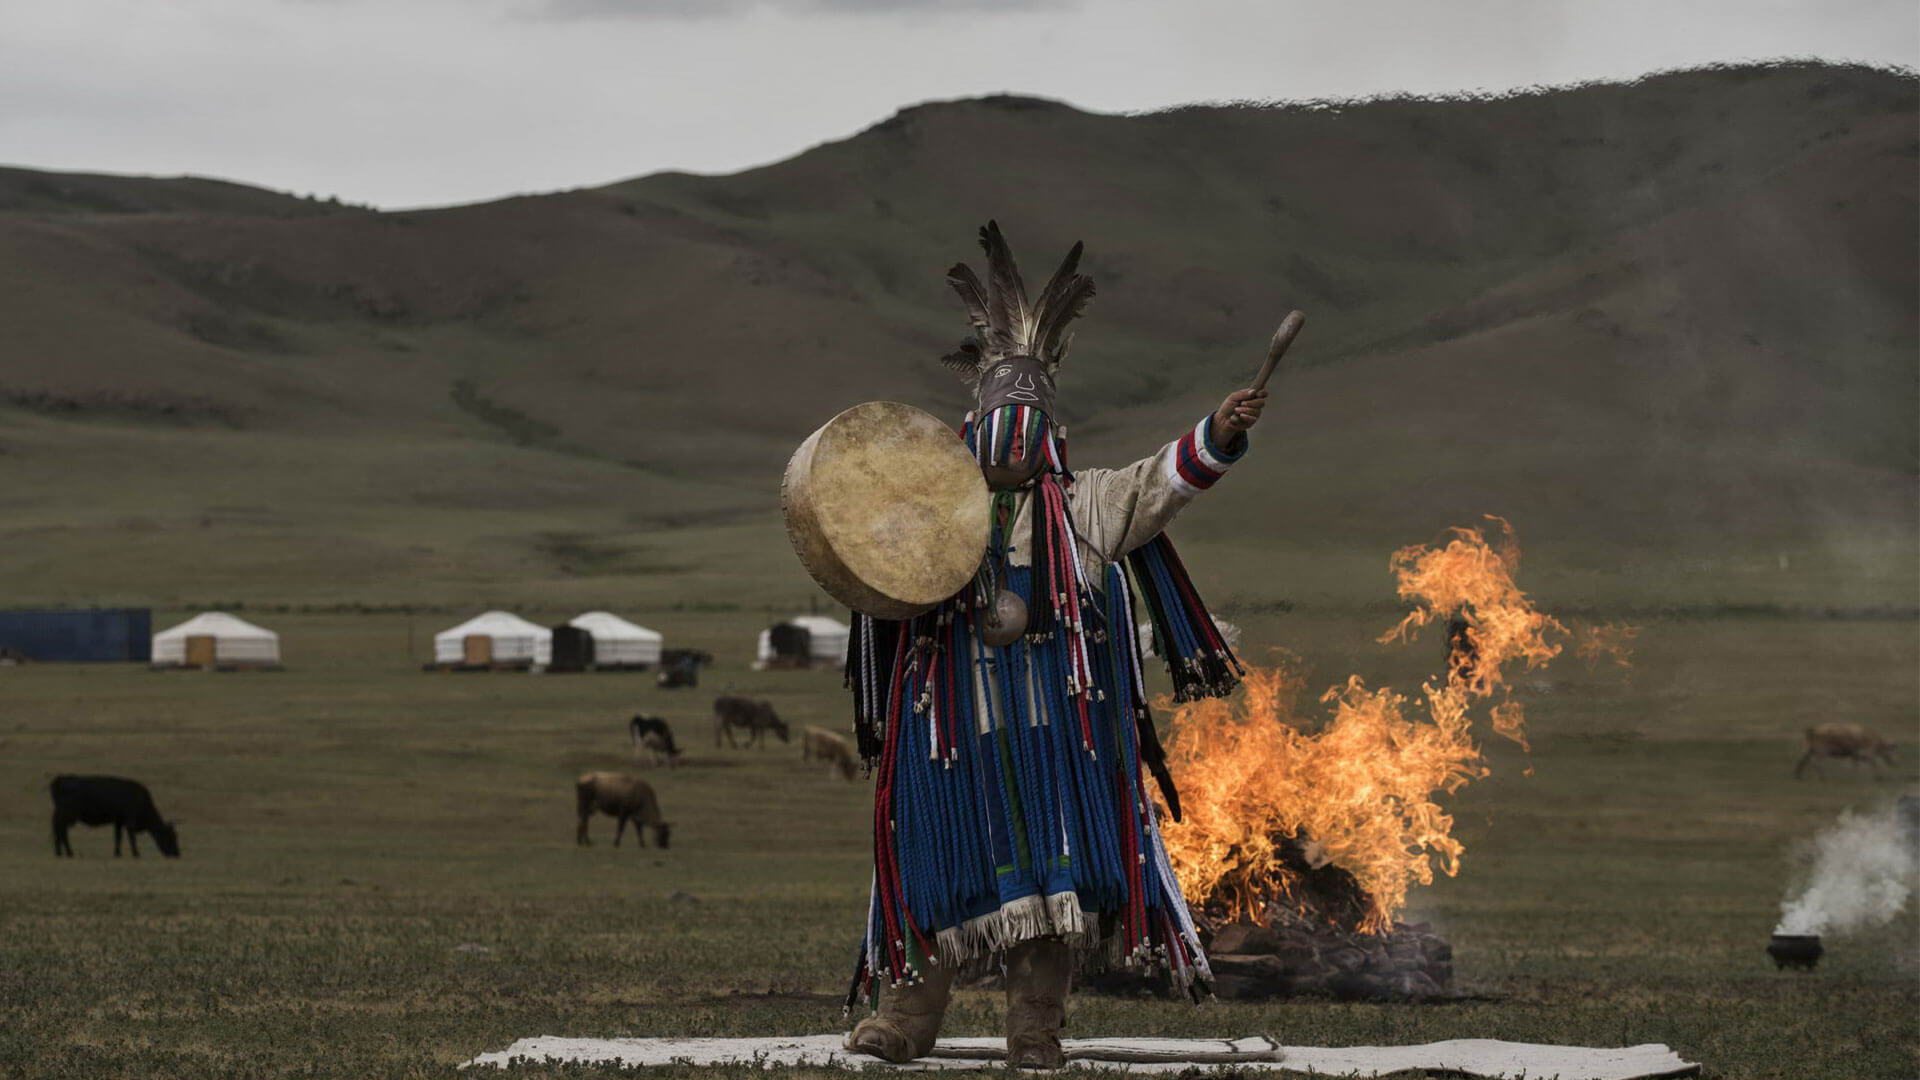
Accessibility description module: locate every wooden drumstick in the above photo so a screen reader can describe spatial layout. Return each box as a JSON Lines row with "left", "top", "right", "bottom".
{"left": 1249, "top": 310, "right": 1306, "bottom": 391}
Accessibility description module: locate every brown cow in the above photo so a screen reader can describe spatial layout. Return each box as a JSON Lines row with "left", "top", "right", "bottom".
{"left": 575, "top": 772, "right": 672, "bottom": 848}
{"left": 801, "top": 725, "right": 858, "bottom": 781}
{"left": 1794, "top": 723, "right": 1897, "bottom": 779}
{"left": 713, "top": 695, "right": 789, "bottom": 749}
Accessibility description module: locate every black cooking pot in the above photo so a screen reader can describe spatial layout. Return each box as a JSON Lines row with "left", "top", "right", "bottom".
{"left": 1766, "top": 933, "right": 1823, "bottom": 971}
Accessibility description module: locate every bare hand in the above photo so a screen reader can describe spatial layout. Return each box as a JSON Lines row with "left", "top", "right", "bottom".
{"left": 1213, "top": 388, "right": 1268, "bottom": 440}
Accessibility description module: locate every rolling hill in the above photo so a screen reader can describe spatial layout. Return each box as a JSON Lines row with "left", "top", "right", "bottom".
{"left": 0, "top": 61, "right": 1913, "bottom": 614}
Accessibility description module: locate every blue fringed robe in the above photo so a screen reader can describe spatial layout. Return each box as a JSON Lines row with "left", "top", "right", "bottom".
{"left": 853, "top": 416, "right": 1246, "bottom": 999}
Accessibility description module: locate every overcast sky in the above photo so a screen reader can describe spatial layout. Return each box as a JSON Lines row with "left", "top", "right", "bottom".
{"left": 3, "top": 0, "right": 1914, "bottom": 209}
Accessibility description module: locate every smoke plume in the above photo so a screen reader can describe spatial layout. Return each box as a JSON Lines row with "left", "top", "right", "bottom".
{"left": 1773, "top": 798, "right": 1919, "bottom": 936}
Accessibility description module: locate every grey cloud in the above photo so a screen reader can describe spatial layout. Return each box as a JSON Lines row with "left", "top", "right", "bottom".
{"left": 525, "top": 0, "right": 1070, "bottom": 19}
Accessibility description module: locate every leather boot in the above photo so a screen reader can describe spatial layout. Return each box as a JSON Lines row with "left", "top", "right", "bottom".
{"left": 1004, "top": 937, "right": 1071, "bottom": 1069}
{"left": 848, "top": 961, "right": 954, "bottom": 1063}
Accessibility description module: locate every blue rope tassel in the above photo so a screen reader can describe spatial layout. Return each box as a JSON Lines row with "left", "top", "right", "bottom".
{"left": 1124, "top": 534, "right": 1244, "bottom": 703}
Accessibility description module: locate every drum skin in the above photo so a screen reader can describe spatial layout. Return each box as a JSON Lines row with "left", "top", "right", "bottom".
{"left": 783, "top": 401, "right": 989, "bottom": 620}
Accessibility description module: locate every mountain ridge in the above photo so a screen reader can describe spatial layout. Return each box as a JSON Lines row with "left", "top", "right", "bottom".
{"left": 0, "top": 61, "right": 1912, "bottom": 610}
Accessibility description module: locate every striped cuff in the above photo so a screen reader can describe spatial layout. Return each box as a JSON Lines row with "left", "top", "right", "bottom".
{"left": 1164, "top": 414, "right": 1248, "bottom": 497}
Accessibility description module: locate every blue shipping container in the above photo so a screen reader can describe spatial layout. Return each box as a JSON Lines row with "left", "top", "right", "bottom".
{"left": 0, "top": 609, "right": 152, "bottom": 662}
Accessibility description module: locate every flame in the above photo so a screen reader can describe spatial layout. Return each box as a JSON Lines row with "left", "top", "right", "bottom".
{"left": 1377, "top": 515, "right": 1565, "bottom": 702}
{"left": 1575, "top": 622, "right": 1641, "bottom": 670}
{"left": 1489, "top": 700, "right": 1529, "bottom": 754}
{"left": 1158, "top": 518, "right": 1565, "bottom": 933}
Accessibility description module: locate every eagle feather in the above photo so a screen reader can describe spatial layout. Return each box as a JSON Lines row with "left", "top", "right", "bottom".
{"left": 936, "top": 222, "right": 1094, "bottom": 387}
{"left": 940, "top": 339, "right": 985, "bottom": 387}
{"left": 945, "top": 264, "right": 993, "bottom": 345}
{"left": 1030, "top": 240, "right": 1094, "bottom": 366}
{"left": 979, "top": 220, "right": 1032, "bottom": 357}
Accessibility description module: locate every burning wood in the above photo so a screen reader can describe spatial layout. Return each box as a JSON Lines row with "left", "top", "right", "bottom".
{"left": 1150, "top": 519, "right": 1566, "bottom": 998}
{"left": 1088, "top": 836, "right": 1456, "bottom": 1002}
{"left": 1204, "top": 907, "right": 1455, "bottom": 1001}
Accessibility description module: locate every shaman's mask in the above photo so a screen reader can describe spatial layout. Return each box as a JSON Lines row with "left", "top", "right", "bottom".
{"left": 976, "top": 356, "right": 1057, "bottom": 420}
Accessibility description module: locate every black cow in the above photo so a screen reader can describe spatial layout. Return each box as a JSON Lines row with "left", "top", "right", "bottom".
{"left": 629, "top": 715, "right": 682, "bottom": 766}
{"left": 51, "top": 775, "right": 180, "bottom": 858}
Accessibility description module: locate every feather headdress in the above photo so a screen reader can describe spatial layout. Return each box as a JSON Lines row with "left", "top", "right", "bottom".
{"left": 940, "top": 221, "right": 1096, "bottom": 390}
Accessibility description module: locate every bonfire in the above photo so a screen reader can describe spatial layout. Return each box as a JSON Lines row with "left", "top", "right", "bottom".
{"left": 1152, "top": 517, "right": 1571, "bottom": 999}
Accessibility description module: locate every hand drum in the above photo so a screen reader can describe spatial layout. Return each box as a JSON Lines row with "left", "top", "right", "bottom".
{"left": 782, "top": 401, "right": 990, "bottom": 620}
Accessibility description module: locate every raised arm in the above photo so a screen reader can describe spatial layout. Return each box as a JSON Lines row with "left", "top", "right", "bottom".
{"left": 1070, "top": 388, "right": 1268, "bottom": 564}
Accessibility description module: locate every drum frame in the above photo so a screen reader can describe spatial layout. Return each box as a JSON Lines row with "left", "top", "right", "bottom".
{"left": 782, "top": 401, "right": 989, "bottom": 620}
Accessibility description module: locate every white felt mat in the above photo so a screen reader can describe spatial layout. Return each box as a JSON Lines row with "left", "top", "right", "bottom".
{"left": 463, "top": 1033, "right": 1700, "bottom": 1078}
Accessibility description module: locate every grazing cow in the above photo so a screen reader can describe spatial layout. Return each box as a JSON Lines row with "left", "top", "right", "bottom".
{"left": 575, "top": 772, "right": 672, "bottom": 849}
{"left": 50, "top": 775, "right": 180, "bottom": 858}
{"left": 713, "top": 695, "right": 789, "bottom": 748}
{"left": 628, "top": 715, "right": 682, "bottom": 766}
{"left": 1795, "top": 723, "right": 1897, "bottom": 778}
{"left": 801, "top": 725, "right": 858, "bottom": 781}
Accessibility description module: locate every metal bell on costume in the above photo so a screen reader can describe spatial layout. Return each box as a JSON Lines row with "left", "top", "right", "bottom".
{"left": 981, "top": 588, "right": 1028, "bottom": 647}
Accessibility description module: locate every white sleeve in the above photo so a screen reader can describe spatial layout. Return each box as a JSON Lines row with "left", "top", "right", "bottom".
{"left": 1069, "top": 415, "right": 1249, "bottom": 565}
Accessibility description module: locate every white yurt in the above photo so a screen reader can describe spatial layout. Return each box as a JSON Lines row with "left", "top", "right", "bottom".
{"left": 152, "top": 611, "right": 281, "bottom": 667}
{"left": 1138, "top": 618, "right": 1243, "bottom": 659}
{"left": 756, "top": 614, "right": 850, "bottom": 668}
{"left": 435, "top": 610, "right": 552, "bottom": 667}
{"left": 568, "top": 611, "right": 664, "bottom": 667}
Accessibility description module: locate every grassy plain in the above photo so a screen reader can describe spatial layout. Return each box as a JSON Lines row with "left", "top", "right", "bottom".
{"left": 0, "top": 607, "right": 1914, "bottom": 1079}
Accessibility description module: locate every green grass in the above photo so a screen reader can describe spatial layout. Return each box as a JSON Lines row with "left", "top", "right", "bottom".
{"left": 0, "top": 610, "right": 1914, "bottom": 1079}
